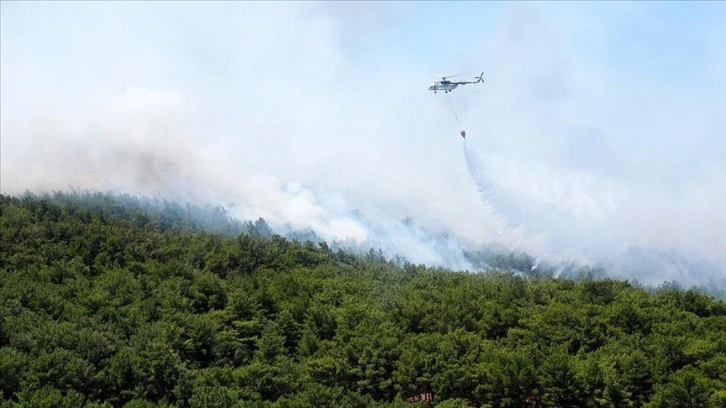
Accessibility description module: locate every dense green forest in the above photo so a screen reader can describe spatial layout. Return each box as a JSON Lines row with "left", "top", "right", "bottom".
{"left": 1, "top": 192, "right": 724, "bottom": 407}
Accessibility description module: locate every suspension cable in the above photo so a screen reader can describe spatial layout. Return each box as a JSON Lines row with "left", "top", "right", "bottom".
{"left": 446, "top": 92, "right": 463, "bottom": 130}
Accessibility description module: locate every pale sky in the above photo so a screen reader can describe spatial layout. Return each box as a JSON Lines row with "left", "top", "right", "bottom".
{"left": 2, "top": 1, "right": 725, "bottom": 287}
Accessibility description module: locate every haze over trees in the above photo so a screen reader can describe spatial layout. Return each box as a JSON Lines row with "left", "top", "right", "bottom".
{"left": 1, "top": 192, "right": 724, "bottom": 407}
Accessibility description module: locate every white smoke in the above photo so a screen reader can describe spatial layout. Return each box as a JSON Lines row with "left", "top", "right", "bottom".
{"left": 2, "top": 2, "right": 725, "bottom": 289}
{"left": 463, "top": 138, "right": 726, "bottom": 288}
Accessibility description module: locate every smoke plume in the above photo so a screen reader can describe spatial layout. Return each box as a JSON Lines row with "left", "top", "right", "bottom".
{"left": 2, "top": 1, "right": 725, "bottom": 289}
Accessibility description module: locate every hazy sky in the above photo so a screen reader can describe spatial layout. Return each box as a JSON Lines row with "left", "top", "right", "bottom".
{"left": 2, "top": 1, "right": 725, "bottom": 285}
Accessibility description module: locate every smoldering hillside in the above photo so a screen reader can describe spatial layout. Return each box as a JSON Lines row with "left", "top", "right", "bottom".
{"left": 2, "top": 2, "right": 724, "bottom": 290}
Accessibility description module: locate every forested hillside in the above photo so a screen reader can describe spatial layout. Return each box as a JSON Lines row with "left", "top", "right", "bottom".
{"left": 1, "top": 192, "right": 724, "bottom": 407}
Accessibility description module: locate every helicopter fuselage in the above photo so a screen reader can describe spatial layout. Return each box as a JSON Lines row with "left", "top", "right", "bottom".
{"left": 428, "top": 72, "right": 483, "bottom": 93}
{"left": 428, "top": 81, "right": 459, "bottom": 93}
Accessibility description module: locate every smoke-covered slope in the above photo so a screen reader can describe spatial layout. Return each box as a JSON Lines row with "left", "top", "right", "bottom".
{"left": 2, "top": 2, "right": 724, "bottom": 293}
{"left": 6, "top": 190, "right": 723, "bottom": 298}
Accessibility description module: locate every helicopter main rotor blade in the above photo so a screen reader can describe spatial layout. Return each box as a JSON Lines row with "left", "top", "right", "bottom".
{"left": 439, "top": 71, "right": 473, "bottom": 80}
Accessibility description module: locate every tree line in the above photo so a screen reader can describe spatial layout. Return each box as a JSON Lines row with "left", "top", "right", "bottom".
{"left": 0, "top": 192, "right": 724, "bottom": 407}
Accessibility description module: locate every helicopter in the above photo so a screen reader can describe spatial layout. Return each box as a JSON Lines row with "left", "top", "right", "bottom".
{"left": 428, "top": 72, "right": 484, "bottom": 93}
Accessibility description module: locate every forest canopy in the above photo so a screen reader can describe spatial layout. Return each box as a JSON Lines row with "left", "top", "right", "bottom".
{"left": 1, "top": 192, "right": 724, "bottom": 407}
